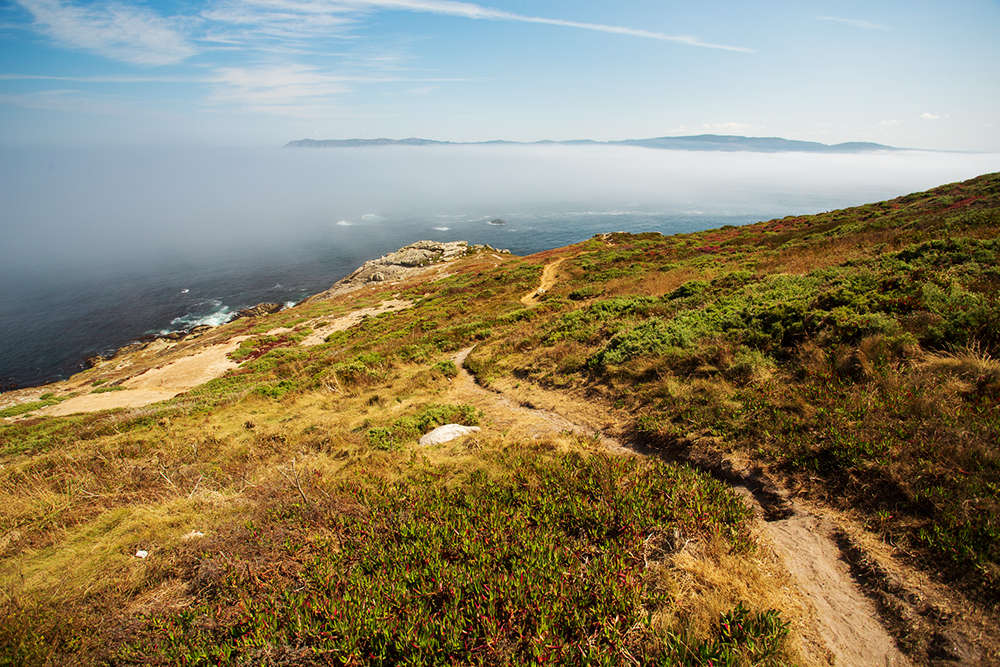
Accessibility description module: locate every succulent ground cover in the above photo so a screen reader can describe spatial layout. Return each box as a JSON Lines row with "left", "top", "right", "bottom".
{"left": 1, "top": 172, "right": 999, "bottom": 665}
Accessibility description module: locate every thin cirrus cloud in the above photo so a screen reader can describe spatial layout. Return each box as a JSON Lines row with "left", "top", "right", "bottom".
{"left": 207, "top": 65, "right": 352, "bottom": 110}
{"left": 356, "top": 0, "right": 754, "bottom": 51}
{"left": 202, "top": 0, "right": 753, "bottom": 52}
{"left": 16, "top": 0, "right": 196, "bottom": 66}
{"left": 16, "top": 0, "right": 752, "bottom": 69}
{"left": 816, "top": 16, "right": 891, "bottom": 31}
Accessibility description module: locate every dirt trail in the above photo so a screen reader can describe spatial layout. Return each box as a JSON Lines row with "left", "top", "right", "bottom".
{"left": 449, "top": 348, "right": 628, "bottom": 452}
{"left": 448, "top": 346, "right": 910, "bottom": 667}
{"left": 38, "top": 337, "right": 249, "bottom": 416}
{"left": 521, "top": 257, "right": 567, "bottom": 307}
{"left": 767, "top": 509, "right": 910, "bottom": 666}
{"left": 300, "top": 299, "right": 413, "bottom": 346}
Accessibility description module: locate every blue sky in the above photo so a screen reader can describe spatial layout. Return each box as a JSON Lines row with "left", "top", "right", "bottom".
{"left": 1, "top": 0, "right": 998, "bottom": 149}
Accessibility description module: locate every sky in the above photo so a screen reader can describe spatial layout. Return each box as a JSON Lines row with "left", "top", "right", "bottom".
{"left": 0, "top": 0, "right": 998, "bottom": 150}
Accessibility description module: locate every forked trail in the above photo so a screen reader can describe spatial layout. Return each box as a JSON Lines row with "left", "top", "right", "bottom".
{"left": 454, "top": 263, "right": 912, "bottom": 667}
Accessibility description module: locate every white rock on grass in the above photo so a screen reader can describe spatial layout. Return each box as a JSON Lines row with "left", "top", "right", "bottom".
{"left": 419, "top": 424, "right": 481, "bottom": 446}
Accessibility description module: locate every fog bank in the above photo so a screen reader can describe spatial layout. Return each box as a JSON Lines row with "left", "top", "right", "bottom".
{"left": 2, "top": 144, "right": 998, "bottom": 276}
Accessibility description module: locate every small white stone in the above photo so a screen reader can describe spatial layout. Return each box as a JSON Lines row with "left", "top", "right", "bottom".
{"left": 182, "top": 530, "right": 205, "bottom": 540}
{"left": 135, "top": 550, "right": 148, "bottom": 558}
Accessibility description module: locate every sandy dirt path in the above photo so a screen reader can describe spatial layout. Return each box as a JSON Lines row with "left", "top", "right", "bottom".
{"left": 300, "top": 299, "right": 412, "bottom": 346}
{"left": 521, "top": 257, "right": 567, "bottom": 307}
{"left": 21, "top": 300, "right": 415, "bottom": 418}
{"left": 768, "top": 509, "right": 910, "bottom": 667}
{"left": 39, "top": 337, "right": 249, "bottom": 416}
{"left": 447, "top": 346, "right": 910, "bottom": 667}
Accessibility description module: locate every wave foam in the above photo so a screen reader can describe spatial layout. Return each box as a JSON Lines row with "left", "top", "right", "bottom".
{"left": 163, "top": 300, "right": 232, "bottom": 332}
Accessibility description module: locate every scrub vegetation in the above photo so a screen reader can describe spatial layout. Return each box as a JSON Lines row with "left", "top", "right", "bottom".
{"left": 1, "top": 173, "right": 999, "bottom": 665}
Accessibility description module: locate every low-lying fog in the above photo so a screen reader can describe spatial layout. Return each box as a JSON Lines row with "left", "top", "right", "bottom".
{"left": 3, "top": 144, "right": 999, "bottom": 277}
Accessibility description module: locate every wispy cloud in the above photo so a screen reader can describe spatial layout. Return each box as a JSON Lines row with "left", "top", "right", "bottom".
{"left": 208, "top": 64, "right": 349, "bottom": 106}
{"left": 200, "top": 0, "right": 358, "bottom": 50}
{"left": 817, "top": 16, "right": 891, "bottom": 31}
{"left": 203, "top": 0, "right": 753, "bottom": 53}
{"left": 921, "top": 112, "right": 941, "bottom": 120}
{"left": 0, "top": 73, "right": 189, "bottom": 83}
{"left": 17, "top": 0, "right": 196, "bottom": 65}
{"left": 361, "top": 0, "right": 753, "bottom": 51}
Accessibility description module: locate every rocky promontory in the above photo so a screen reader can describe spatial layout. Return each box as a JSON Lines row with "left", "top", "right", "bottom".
{"left": 305, "top": 240, "right": 509, "bottom": 303}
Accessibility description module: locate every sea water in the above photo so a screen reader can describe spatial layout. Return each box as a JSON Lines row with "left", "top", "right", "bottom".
{"left": 3, "top": 145, "right": 998, "bottom": 390}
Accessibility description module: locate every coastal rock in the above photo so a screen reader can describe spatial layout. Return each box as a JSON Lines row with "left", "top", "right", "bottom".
{"left": 306, "top": 241, "right": 470, "bottom": 303}
{"left": 489, "top": 218, "right": 506, "bottom": 226}
{"left": 229, "top": 302, "right": 284, "bottom": 322}
{"left": 419, "top": 424, "right": 481, "bottom": 446}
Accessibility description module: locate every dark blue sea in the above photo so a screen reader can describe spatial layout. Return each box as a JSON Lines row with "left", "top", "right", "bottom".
{"left": 3, "top": 145, "right": 998, "bottom": 390}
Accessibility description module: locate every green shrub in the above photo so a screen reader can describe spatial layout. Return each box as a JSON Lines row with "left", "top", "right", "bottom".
{"left": 431, "top": 360, "right": 459, "bottom": 378}
{"left": 90, "top": 385, "right": 127, "bottom": 394}
{"left": 568, "top": 286, "right": 602, "bottom": 301}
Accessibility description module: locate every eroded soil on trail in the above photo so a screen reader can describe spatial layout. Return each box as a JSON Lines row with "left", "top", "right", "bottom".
{"left": 521, "top": 256, "right": 568, "bottom": 307}
{"left": 443, "top": 344, "right": 910, "bottom": 667}
{"left": 457, "top": 259, "right": 918, "bottom": 667}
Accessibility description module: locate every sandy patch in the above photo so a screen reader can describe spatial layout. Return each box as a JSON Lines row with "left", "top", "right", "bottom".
{"left": 768, "top": 509, "right": 911, "bottom": 667}
{"left": 40, "top": 337, "right": 248, "bottom": 416}
{"left": 301, "top": 299, "right": 413, "bottom": 346}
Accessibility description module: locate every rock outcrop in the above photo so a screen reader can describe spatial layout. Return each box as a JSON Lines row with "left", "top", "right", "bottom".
{"left": 229, "top": 302, "right": 284, "bottom": 322}
{"left": 306, "top": 241, "right": 470, "bottom": 303}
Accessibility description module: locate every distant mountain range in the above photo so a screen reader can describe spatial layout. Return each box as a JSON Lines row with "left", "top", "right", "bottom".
{"left": 285, "top": 134, "right": 898, "bottom": 153}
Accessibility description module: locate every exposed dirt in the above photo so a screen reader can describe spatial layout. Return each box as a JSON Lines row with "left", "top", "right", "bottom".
{"left": 37, "top": 337, "right": 249, "bottom": 416}
{"left": 461, "top": 258, "right": 918, "bottom": 666}
{"left": 299, "top": 299, "right": 413, "bottom": 346}
{"left": 5, "top": 300, "right": 416, "bottom": 419}
{"left": 768, "top": 508, "right": 911, "bottom": 666}
{"left": 521, "top": 257, "right": 567, "bottom": 307}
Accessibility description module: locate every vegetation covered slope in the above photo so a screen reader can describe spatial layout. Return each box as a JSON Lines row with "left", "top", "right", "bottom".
{"left": 1, "top": 172, "right": 999, "bottom": 666}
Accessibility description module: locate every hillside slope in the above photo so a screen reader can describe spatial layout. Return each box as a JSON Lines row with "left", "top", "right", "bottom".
{"left": 1, "top": 173, "right": 998, "bottom": 666}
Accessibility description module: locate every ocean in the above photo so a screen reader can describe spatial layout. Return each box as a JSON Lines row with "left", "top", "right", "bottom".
{"left": 3, "top": 144, "right": 999, "bottom": 391}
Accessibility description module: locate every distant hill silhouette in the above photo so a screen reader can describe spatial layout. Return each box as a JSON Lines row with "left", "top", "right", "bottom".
{"left": 286, "top": 134, "right": 897, "bottom": 153}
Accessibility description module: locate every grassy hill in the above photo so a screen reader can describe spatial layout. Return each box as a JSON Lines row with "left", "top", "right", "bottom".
{"left": 1, "top": 172, "right": 999, "bottom": 665}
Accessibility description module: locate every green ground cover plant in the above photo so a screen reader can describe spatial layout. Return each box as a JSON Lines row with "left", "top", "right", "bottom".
{"left": 113, "top": 446, "right": 791, "bottom": 666}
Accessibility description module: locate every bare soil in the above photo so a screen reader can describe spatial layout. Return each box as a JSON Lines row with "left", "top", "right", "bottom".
{"left": 38, "top": 336, "right": 249, "bottom": 416}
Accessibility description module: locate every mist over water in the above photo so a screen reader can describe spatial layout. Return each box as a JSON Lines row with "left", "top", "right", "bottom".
{"left": 2, "top": 144, "right": 999, "bottom": 389}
